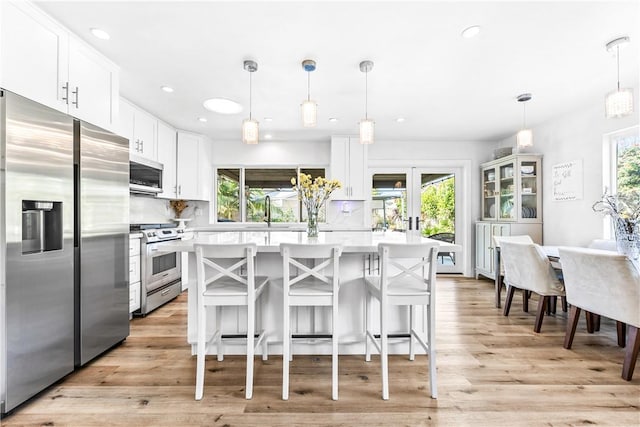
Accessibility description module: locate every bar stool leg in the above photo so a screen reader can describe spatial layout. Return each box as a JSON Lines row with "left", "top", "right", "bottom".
{"left": 380, "top": 298, "right": 389, "bottom": 400}
{"left": 409, "top": 305, "right": 415, "bottom": 361}
{"left": 365, "top": 290, "right": 372, "bottom": 362}
{"left": 216, "top": 306, "right": 224, "bottom": 361}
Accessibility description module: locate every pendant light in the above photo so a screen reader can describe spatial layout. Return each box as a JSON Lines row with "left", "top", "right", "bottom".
{"left": 242, "top": 60, "right": 259, "bottom": 144}
{"left": 359, "top": 60, "right": 374, "bottom": 145}
{"left": 301, "top": 59, "right": 317, "bottom": 127}
{"left": 605, "top": 36, "right": 634, "bottom": 118}
{"left": 516, "top": 93, "right": 533, "bottom": 149}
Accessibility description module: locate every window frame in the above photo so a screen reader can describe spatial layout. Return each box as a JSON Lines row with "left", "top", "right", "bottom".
{"left": 212, "top": 166, "right": 328, "bottom": 224}
{"left": 603, "top": 125, "right": 640, "bottom": 238}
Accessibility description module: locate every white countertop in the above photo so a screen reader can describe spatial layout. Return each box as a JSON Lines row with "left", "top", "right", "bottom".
{"left": 159, "top": 230, "right": 461, "bottom": 254}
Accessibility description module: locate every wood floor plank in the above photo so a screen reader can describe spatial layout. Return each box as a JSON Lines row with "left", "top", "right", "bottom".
{"left": 2, "top": 276, "right": 639, "bottom": 426}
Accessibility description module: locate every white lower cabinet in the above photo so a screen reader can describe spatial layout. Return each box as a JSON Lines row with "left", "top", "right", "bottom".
{"left": 129, "top": 237, "right": 141, "bottom": 314}
{"left": 475, "top": 221, "right": 542, "bottom": 280}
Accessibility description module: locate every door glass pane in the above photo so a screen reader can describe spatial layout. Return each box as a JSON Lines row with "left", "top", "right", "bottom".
{"left": 420, "top": 174, "right": 456, "bottom": 266}
{"left": 520, "top": 160, "right": 538, "bottom": 219}
{"left": 217, "top": 168, "right": 240, "bottom": 222}
{"left": 371, "top": 174, "right": 407, "bottom": 231}
{"left": 245, "top": 168, "right": 298, "bottom": 222}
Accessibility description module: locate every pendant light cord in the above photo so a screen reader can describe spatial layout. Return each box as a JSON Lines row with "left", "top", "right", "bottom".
{"left": 365, "top": 70, "right": 369, "bottom": 119}
{"left": 522, "top": 101, "right": 526, "bottom": 129}
{"left": 307, "top": 72, "right": 311, "bottom": 101}
{"left": 617, "top": 45, "right": 621, "bottom": 91}
{"left": 249, "top": 71, "right": 253, "bottom": 120}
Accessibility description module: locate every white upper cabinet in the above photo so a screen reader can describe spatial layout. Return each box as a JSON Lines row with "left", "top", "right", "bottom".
{"left": 119, "top": 98, "right": 157, "bottom": 161}
{"left": 0, "top": 1, "right": 119, "bottom": 131}
{"left": 156, "top": 121, "right": 177, "bottom": 199}
{"left": 176, "top": 131, "right": 211, "bottom": 202}
{"left": 330, "top": 136, "right": 368, "bottom": 200}
{"left": 0, "top": 1, "right": 67, "bottom": 111}
{"left": 66, "top": 36, "right": 119, "bottom": 130}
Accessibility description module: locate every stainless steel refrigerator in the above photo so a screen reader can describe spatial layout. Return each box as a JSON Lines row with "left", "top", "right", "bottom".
{"left": 0, "top": 90, "right": 129, "bottom": 414}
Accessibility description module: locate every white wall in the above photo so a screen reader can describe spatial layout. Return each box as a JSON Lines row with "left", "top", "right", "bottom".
{"left": 496, "top": 87, "right": 639, "bottom": 246}
{"left": 211, "top": 139, "right": 329, "bottom": 166}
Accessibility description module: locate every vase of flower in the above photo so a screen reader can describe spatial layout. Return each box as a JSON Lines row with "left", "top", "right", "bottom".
{"left": 614, "top": 217, "right": 639, "bottom": 261}
{"left": 292, "top": 174, "right": 342, "bottom": 238}
{"left": 593, "top": 192, "right": 640, "bottom": 261}
{"left": 307, "top": 205, "right": 319, "bottom": 238}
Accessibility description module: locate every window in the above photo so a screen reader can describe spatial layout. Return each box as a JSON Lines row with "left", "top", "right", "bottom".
{"left": 215, "top": 167, "right": 326, "bottom": 223}
{"left": 604, "top": 126, "right": 639, "bottom": 238}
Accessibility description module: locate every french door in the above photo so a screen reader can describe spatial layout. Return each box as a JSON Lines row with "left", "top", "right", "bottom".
{"left": 370, "top": 167, "right": 465, "bottom": 274}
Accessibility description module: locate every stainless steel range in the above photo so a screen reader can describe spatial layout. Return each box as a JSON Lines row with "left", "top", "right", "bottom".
{"left": 133, "top": 224, "right": 183, "bottom": 316}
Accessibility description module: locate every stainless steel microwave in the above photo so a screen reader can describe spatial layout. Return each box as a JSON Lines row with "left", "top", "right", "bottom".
{"left": 129, "top": 155, "right": 163, "bottom": 195}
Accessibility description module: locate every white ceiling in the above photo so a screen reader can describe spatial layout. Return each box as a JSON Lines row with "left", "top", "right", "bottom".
{"left": 36, "top": 0, "right": 640, "bottom": 143}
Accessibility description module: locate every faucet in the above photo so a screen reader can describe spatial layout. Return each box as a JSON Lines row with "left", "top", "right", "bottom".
{"left": 264, "top": 195, "right": 271, "bottom": 227}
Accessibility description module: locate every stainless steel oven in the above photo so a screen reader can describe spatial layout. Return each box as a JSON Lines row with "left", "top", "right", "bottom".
{"left": 134, "top": 225, "right": 183, "bottom": 316}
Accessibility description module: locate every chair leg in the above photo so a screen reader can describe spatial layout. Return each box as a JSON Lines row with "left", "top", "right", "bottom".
{"left": 561, "top": 296, "right": 568, "bottom": 313}
{"left": 617, "top": 322, "right": 627, "bottom": 348}
{"left": 427, "top": 304, "right": 437, "bottom": 399}
{"left": 495, "top": 273, "right": 503, "bottom": 309}
{"left": 282, "top": 305, "right": 290, "bottom": 400}
{"left": 409, "top": 305, "right": 415, "bottom": 361}
{"left": 195, "top": 304, "right": 206, "bottom": 400}
{"left": 564, "top": 305, "right": 581, "bottom": 349}
{"left": 586, "top": 311, "right": 596, "bottom": 333}
{"left": 548, "top": 296, "right": 557, "bottom": 315}
{"left": 503, "top": 285, "right": 516, "bottom": 316}
{"left": 380, "top": 299, "right": 389, "bottom": 400}
{"left": 523, "top": 290, "right": 530, "bottom": 313}
{"left": 534, "top": 296, "right": 547, "bottom": 333}
{"left": 594, "top": 314, "right": 601, "bottom": 332}
{"left": 216, "top": 306, "right": 224, "bottom": 361}
{"left": 332, "top": 299, "right": 339, "bottom": 401}
{"left": 622, "top": 326, "right": 640, "bottom": 381}
{"left": 245, "top": 300, "right": 255, "bottom": 400}
{"left": 365, "top": 290, "right": 371, "bottom": 362}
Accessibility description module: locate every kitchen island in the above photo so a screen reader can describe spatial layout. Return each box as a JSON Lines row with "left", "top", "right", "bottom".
{"left": 159, "top": 230, "right": 460, "bottom": 355}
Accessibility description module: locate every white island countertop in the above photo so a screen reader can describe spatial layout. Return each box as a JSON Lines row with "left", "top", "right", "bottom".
{"left": 159, "top": 230, "right": 461, "bottom": 254}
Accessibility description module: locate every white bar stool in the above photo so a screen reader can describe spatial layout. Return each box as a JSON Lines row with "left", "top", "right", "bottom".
{"left": 276, "top": 243, "right": 342, "bottom": 401}
{"left": 364, "top": 242, "right": 439, "bottom": 400}
{"left": 193, "top": 243, "right": 269, "bottom": 401}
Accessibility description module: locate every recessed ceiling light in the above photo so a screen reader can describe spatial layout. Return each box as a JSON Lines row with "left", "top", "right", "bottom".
{"left": 90, "top": 28, "right": 110, "bottom": 40}
{"left": 160, "top": 85, "right": 174, "bottom": 93}
{"left": 396, "top": 117, "right": 405, "bottom": 123}
{"left": 264, "top": 134, "right": 273, "bottom": 140}
{"left": 264, "top": 117, "right": 273, "bottom": 122}
{"left": 329, "top": 117, "right": 338, "bottom": 122}
{"left": 198, "top": 117, "right": 207, "bottom": 123}
{"left": 203, "top": 98, "right": 243, "bottom": 114}
{"left": 461, "top": 25, "right": 481, "bottom": 39}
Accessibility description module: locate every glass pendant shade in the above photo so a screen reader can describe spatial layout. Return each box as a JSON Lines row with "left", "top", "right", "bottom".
{"left": 242, "top": 118, "right": 259, "bottom": 145}
{"left": 517, "top": 128, "right": 533, "bottom": 148}
{"left": 301, "top": 100, "right": 317, "bottom": 127}
{"left": 605, "top": 88, "right": 634, "bottom": 118}
{"left": 359, "top": 119, "right": 375, "bottom": 145}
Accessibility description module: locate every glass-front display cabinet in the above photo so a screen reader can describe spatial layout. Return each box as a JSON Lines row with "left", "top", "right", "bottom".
{"left": 481, "top": 154, "right": 542, "bottom": 223}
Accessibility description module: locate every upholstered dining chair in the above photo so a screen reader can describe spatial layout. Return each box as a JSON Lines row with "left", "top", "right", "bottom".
{"left": 193, "top": 243, "right": 269, "bottom": 400}
{"left": 558, "top": 247, "right": 640, "bottom": 381}
{"left": 499, "top": 241, "right": 565, "bottom": 333}
{"left": 493, "top": 235, "right": 534, "bottom": 308}
{"left": 277, "top": 243, "right": 342, "bottom": 401}
{"left": 364, "top": 242, "right": 439, "bottom": 400}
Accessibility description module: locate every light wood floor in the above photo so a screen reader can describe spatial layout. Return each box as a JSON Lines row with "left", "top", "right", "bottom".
{"left": 2, "top": 277, "right": 639, "bottom": 426}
